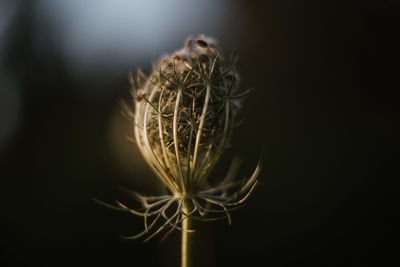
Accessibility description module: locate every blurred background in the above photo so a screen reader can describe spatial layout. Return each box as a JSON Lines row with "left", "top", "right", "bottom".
{"left": 0, "top": 0, "right": 398, "bottom": 266}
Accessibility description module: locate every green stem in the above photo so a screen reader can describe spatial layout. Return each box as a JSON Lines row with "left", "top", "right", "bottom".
{"left": 181, "top": 199, "right": 193, "bottom": 267}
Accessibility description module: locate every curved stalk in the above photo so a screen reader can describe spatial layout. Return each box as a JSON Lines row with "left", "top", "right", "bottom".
{"left": 195, "top": 97, "right": 230, "bottom": 188}
{"left": 142, "top": 87, "right": 177, "bottom": 192}
{"left": 191, "top": 84, "right": 211, "bottom": 186}
{"left": 173, "top": 88, "right": 185, "bottom": 191}
{"left": 134, "top": 83, "right": 176, "bottom": 192}
{"left": 158, "top": 87, "right": 177, "bottom": 185}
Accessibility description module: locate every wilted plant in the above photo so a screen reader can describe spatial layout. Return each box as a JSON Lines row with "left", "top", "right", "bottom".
{"left": 95, "top": 35, "right": 260, "bottom": 267}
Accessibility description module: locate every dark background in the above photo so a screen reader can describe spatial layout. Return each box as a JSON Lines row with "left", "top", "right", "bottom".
{"left": 0, "top": 0, "right": 398, "bottom": 266}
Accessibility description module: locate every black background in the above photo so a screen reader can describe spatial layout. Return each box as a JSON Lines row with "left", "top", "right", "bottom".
{"left": 1, "top": 0, "right": 398, "bottom": 266}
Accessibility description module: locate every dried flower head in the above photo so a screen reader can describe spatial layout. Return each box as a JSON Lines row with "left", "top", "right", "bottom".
{"left": 96, "top": 35, "right": 260, "bottom": 242}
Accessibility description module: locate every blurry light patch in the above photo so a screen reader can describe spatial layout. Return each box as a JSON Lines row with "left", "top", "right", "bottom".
{"left": 36, "top": 0, "right": 229, "bottom": 76}
{"left": 0, "top": 0, "right": 20, "bottom": 51}
{"left": 106, "top": 105, "right": 158, "bottom": 191}
{"left": 0, "top": 74, "right": 21, "bottom": 153}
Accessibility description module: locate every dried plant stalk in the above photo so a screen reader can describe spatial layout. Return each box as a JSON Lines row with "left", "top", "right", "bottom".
{"left": 96, "top": 35, "right": 260, "bottom": 267}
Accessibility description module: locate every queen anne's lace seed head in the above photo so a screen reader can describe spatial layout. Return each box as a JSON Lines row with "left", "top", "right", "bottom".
{"left": 133, "top": 35, "right": 242, "bottom": 196}
{"left": 96, "top": 35, "right": 260, "bottom": 242}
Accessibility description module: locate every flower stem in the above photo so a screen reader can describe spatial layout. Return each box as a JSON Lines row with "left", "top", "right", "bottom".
{"left": 181, "top": 199, "right": 193, "bottom": 267}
